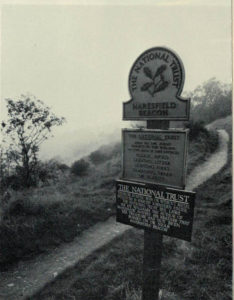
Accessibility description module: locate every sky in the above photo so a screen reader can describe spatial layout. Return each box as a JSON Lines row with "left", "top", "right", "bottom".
{"left": 1, "top": 0, "right": 232, "bottom": 163}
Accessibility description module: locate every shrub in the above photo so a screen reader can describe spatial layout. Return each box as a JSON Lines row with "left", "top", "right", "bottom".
{"left": 89, "top": 150, "right": 108, "bottom": 165}
{"left": 71, "top": 159, "right": 90, "bottom": 176}
{"left": 2, "top": 174, "right": 25, "bottom": 191}
{"left": 31, "top": 159, "right": 63, "bottom": 185}
{"left": 0, "top": 158, "right": 67, "bottom": 192}
{"left": 185, "top": 120, "right": 208, "bottom": 140}
{"left": 57, "top": 163, "right": 69, "bottom": 172}
{"left": 89, "top": 143, "right": 121, "bottom": 166}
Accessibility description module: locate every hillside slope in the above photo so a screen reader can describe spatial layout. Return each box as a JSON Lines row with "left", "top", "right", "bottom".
{"left": 29, "top": 116, "right": 232, "bottom": 300}
{"left": 0, "top": 124, "right": 219, "bottom": 268}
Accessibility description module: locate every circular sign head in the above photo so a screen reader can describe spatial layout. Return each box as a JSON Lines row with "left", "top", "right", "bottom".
{"left": 123, "top": 47, "right": 190, "bottom": 120}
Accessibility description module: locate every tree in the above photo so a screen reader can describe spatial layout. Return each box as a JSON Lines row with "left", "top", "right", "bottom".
{"left": 188, "top": 78, "right": 231, "bottom": 124}
{"left": 1, "top": 94, "right": 65, "bottom": 187}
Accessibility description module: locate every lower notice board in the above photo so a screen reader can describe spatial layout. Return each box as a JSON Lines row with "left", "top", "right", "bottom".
{"left": 116, "top": 180, "right": 195, "bottom": 242}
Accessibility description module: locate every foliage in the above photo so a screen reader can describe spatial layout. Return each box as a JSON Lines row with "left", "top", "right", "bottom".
{"left": 71, "top": 159, "right": 90, "bottom": 176}
{"left": 32, "top": 157, "right": 231, "bottom": 300}
{"left": 188, "top": 78, "right": 231, "bottom": 124}
{"left": 89, "top": 143, "right": 121, "bottom": 166}
{"left": 33, "top": 159, "right": 69, "bottom": 185}
{"left": 57, "top": 163, "right": 69, "bottom": 172}
{"left": 186, "top": 122, "right": 219, "bottom": 175}
{"left": 0, "top": 126, "right": 219, "bottom": 269}
{"left": 1, "top": 95, "right": 65, "bottom": 189}
{"left": 185, "top": 120, "right": 207, "bottom": 140}
{"left": 89, "top": 150, "right": 109, "bottom": 165}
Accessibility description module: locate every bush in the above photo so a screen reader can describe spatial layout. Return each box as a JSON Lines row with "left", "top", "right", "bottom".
{"left": 0, "top": 159, "right": 67, "bottom": 192}
{"left": 31, "top": 159, "right": 64, "bottom": 185}
{"left": 89, "top": 150, "right": 108, "bottom": 165}
{"left": 2, "top": 174, "right": 25, "bottom": 191}
{"left": 185, "top": 120, "right": 208, "bottom": 140}
{"left": 71, "top": 159, "right": 89, "bottom": 176}
{"left": 89, "top": 143, "right": 121, "bottom": 166}
{"left": 57, "top": 163, "right": 69, "bottom": 172}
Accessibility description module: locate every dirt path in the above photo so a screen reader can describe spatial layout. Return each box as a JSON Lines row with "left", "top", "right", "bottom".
{"left": 186, "top": 129, "right": 229, "bottom": 190}
{"left": 0, "top": 130, "right": 229, "bottom": 300}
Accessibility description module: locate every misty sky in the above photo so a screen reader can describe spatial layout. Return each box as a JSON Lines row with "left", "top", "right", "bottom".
{"left": 1, "top": 0, "right": 232, "bottom": 162}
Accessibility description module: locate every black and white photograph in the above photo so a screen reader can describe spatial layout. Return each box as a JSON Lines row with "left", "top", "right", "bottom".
{"left": 0, "top": 1, "right": 232, "bottom": 299}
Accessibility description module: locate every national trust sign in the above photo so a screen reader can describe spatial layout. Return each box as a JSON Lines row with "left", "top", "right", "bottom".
{"left": 123, "top": 47, "right": 190, "bottom": 120}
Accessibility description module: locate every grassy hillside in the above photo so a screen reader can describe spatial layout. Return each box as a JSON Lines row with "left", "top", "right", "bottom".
{"left": 31, "top": 118, "right": 231, "bottom": 300}
{"left": 0, "top": 126, "right": 218, "bottom": 269}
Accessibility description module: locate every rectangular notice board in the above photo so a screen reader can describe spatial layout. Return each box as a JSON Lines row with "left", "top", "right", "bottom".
{"left": 122, "top": 129, "right": 188, "bottom": 189}
{"left": 116, "top": 180, "right": 195, "bottom": 242}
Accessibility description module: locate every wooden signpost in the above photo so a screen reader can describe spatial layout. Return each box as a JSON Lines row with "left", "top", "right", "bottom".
{"left": 116, "top": 47, "right": 196, "bottom": 300}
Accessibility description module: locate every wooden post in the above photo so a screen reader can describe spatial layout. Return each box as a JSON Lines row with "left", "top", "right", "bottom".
{"left": 142, "top": 120, "right": 169, "bottom": 300}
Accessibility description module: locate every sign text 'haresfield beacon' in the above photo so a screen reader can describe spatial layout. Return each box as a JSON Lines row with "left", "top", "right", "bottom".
{"left": 123, "top": 47, "right": 190, "bottom": 120}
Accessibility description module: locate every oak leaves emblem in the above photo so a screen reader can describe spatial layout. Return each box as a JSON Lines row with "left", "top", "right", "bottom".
{"left": 141, "top": 65, "right": 169, "bottom": 96}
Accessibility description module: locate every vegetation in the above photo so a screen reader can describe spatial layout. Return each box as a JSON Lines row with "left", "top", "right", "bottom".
{"left": 189, "top": 78, "right": 231, "bottom": 124}
{"left": 0, "top": 79, "right": 230, "bottom": 288}
{"left": 0, "top": 141, "right": 122, "bottom": 269}
{"left": 89, "top": 150, "right": 109, "bottom": 165}
{"left": 31, "top": 161, "right": 232, "bottom": 300}
{"left": 1, "top": 95, "right": 65, "bottom": 189}
{"left": 89, "top": 143, "right": 121, "bottom": 165}
{"left": 0, "top": 127, "right": 218, "bottom": 269}
{"left": 71, "top": 159, "right": 90, "bottom": 176}
{"left": 186, "top": 121, "right": 219, "bottom": 175}
{"left": 31, "top": 119, "right": 232, "bottom": 300}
